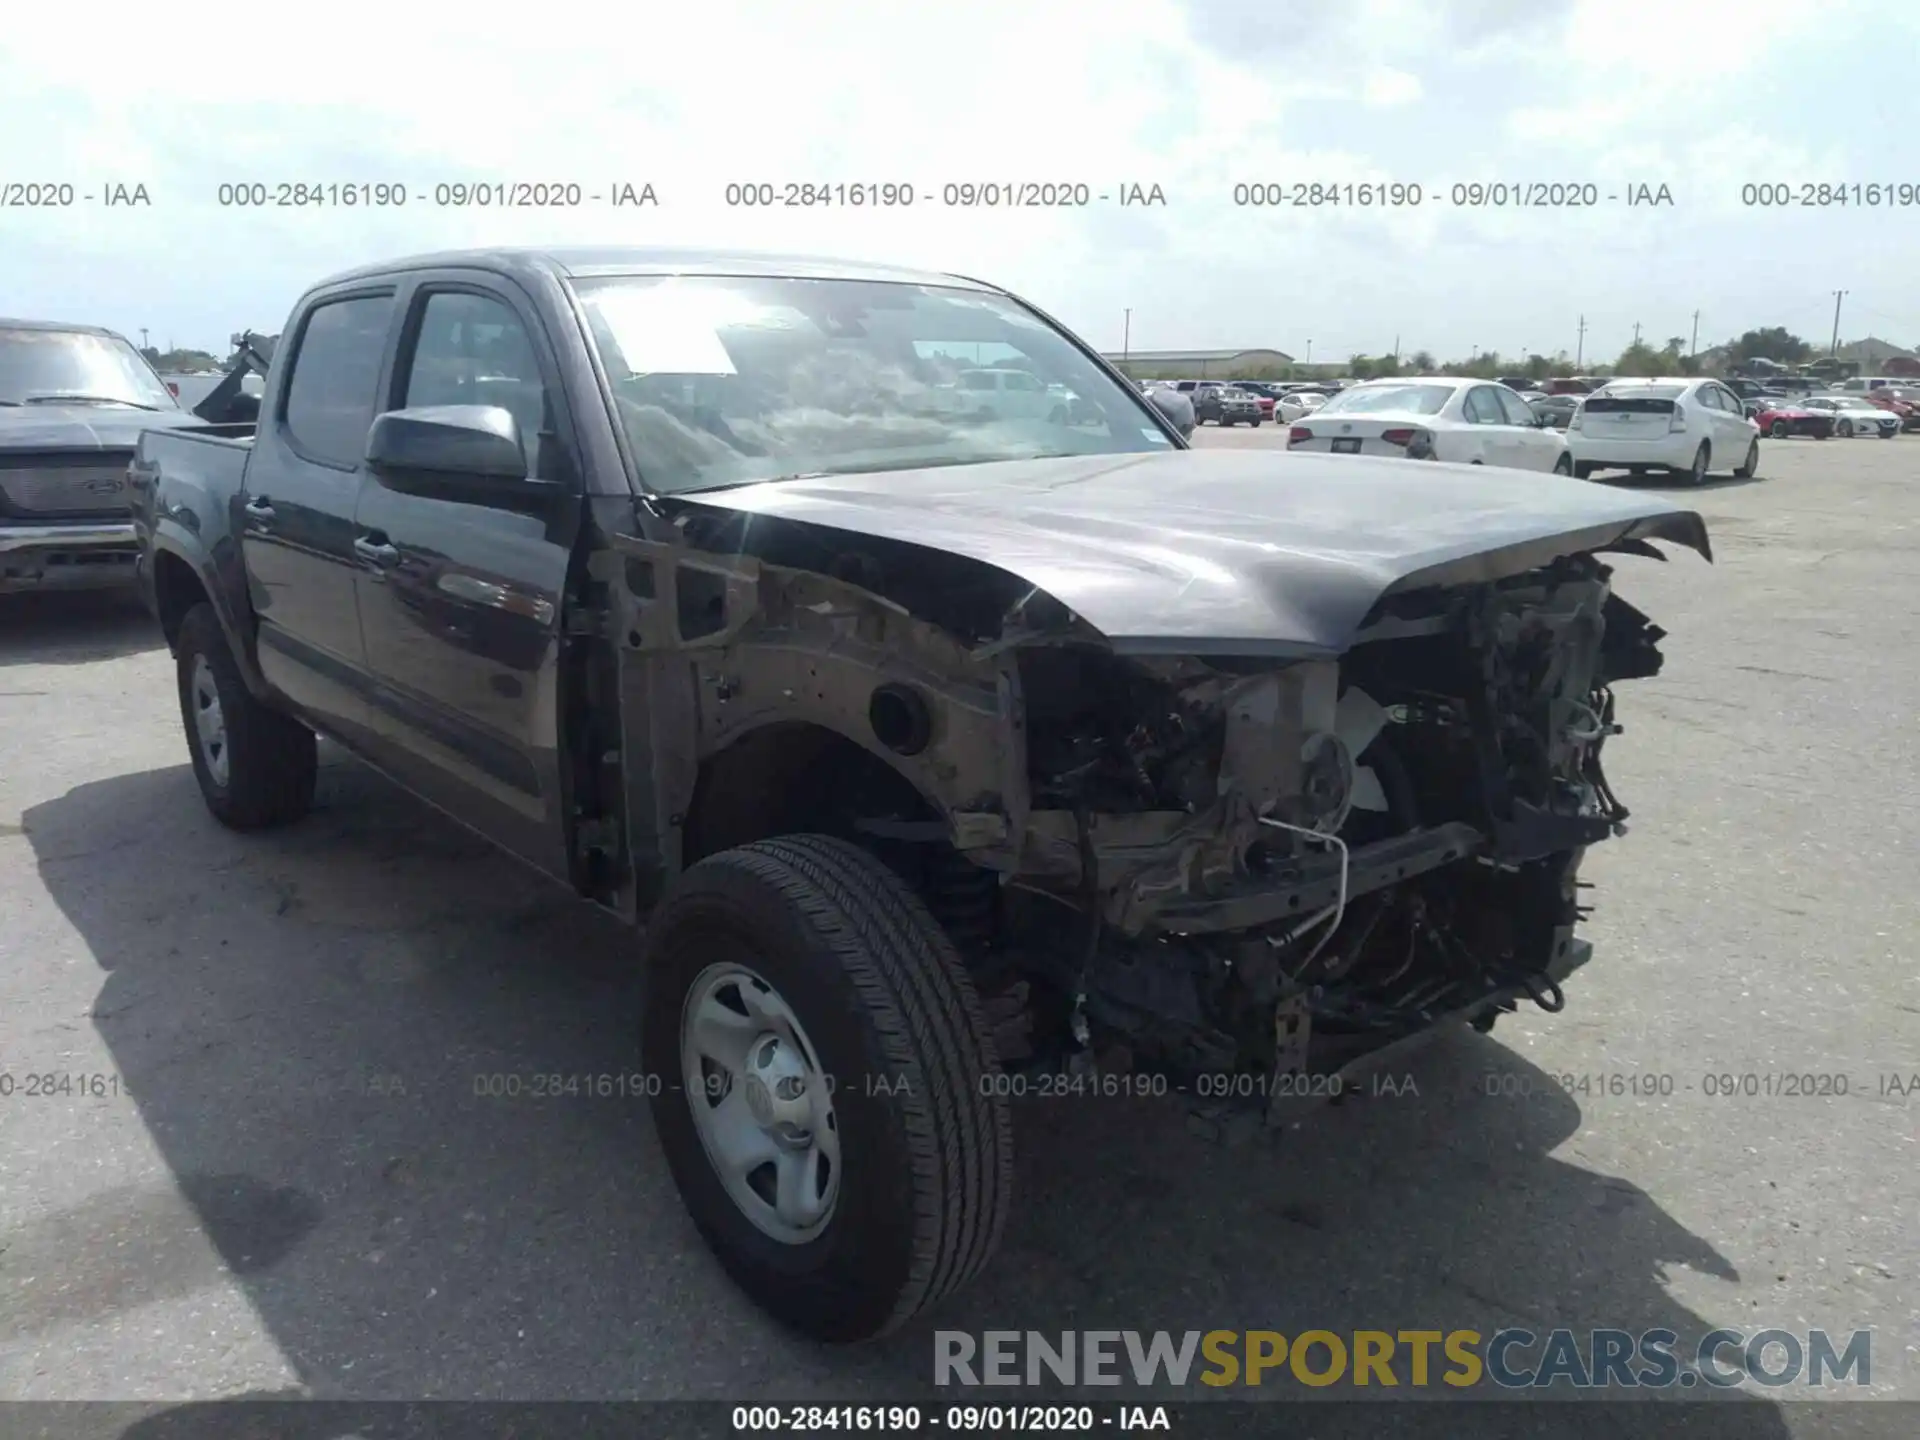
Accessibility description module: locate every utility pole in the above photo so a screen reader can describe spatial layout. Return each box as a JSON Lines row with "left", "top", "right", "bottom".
{"left": 140, "top": 327, "right": 149, "bottom": 352}
{"left": 1392, "top": 333, "right": 1400, "bottom": 364}
{"left": 1122, "top": 308, "right": 1131, "bottom": 366}
{"left": 1632, "top": 321, "right": 1642, "bottom": 348}
{"left": 1305, "top": 339, "right": 1313, "bottom": 365}
{"left": 1690, "top": 310, "right": 1699, "bottom": 358}
{"left": 1830, "top": 290, "right": 1846, "bottom": 355}
{"left": 1575, "top": 315, "right": 1586, "bottom": 369}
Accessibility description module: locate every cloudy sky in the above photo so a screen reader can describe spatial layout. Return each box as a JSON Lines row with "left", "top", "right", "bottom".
{"left": 3, "top": 0, "right": 1915, "bottom": 366}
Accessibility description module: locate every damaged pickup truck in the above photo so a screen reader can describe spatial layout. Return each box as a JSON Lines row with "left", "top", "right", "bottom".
{"left": 130, "top": 247, "right": 1708, "bottom": 1343}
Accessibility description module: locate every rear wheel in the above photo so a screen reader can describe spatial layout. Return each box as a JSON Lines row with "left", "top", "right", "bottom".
{"left": 1837, "top": 418, "right": 1854, "bottom": 438}
{"left": 1551, "top": 453, "right": 1573, "bottom": 476}
{"left": 1734, "top": 439, "right": 1758, "bottom": 479}
{"left": 174, "top": 603, "right": 316, "bottom": 829}
{"left": 1770, "top": 420, "right": 1789, "bottom": 438}
{"left": 1679, "top": 444, "right": 1709, "bottom": 486}
{"left": 641, "top": 835, "right": 1012, "bottom": 1343}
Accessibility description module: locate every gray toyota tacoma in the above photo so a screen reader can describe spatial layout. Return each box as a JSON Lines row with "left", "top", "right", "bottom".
{"left": 131, "top": 247, "right": 1708, "bottom": 1343}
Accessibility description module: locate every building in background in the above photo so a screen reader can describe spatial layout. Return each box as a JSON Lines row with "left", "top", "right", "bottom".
{"left": 1105, "top": 347, "right": 1295, "bottom": 380}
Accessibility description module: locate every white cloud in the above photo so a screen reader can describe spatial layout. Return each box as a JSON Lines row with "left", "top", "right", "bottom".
{"left": 1362, "top": 69, "right": 1424, "bottom": 108}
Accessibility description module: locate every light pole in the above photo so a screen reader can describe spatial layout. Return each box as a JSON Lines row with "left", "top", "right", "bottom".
{"left": 140, "top": 328, "right": 149, "bottom": 352}
{"left": 1305, "top": 339, "right": 1313, "bottom": 365}
{"left": 1830, "top": 291, "right": 1847, "bottom": 355}
{"left": 1122, "top": 308, "right": 1131, "bottom": 368}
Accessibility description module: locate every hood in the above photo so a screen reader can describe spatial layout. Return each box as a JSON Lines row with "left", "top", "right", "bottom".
{"left": 0, "top": 406, "right": 199, "bottom": 452}
{"left": 676, "top": 449, "right": 1710, "bottom": 657}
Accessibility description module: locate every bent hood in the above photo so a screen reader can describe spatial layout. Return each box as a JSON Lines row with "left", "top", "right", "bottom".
{"left": 0, "top": 407, "right": 200, "bottom": 453}
{"left": 677, "top": 449, "right": 1711, "bottom": 657}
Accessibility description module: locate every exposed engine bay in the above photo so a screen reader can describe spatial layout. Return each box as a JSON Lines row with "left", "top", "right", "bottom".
{"left": 605, "top": 501, "right": 1686, "bottom": 1127}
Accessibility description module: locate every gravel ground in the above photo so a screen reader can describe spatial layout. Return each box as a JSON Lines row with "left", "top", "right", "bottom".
{"left": 1, "top": 432, "right": 1913, "bottom": 1435}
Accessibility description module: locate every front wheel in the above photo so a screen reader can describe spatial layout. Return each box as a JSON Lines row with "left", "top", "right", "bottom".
{"left": 1837, "top": 419, "right": 1854, "bottom": 438}
{"left": 1734, "top": 438, "right": 1758, "bottom": 479}
{"left": 174, "top": 603, "right": 316, "bottom": 829}
{"left": 641, "top": 835, "right": 1012, "bottom": 1343}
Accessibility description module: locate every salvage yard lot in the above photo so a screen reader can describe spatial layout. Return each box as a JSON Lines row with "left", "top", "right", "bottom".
{"left": 1, "top": 434, "right": 1914, "bottom": 1425}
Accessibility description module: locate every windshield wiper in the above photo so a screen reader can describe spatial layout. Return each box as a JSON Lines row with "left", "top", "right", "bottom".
{"left": 21, "top": 393, "right": 161, "bottom": 410}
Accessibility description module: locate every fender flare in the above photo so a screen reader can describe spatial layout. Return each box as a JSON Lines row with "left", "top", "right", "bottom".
{"left": 149, "top": 526, "right": 274, "bottom": 702}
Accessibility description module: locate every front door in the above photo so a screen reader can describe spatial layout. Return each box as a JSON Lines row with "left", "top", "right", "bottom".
{"left": 240, "top": 289, "right": 396, "bottom": 735}
{"left": 351, "top": 276, "right": 582, "bottom": 879}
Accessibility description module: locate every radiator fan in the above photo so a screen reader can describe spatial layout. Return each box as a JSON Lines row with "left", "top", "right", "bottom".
{"left": 1298, "top": 668, "right": 1392, "bottom": 833}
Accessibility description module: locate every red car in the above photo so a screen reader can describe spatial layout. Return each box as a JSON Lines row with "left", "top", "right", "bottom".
{"left": 1755, "top": 403, "right": 1836, "bottom": 440}
{"left": 1866, "top": 391, "right": 1920, "bottom": 431}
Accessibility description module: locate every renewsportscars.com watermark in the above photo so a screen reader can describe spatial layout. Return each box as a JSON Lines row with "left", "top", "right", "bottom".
{"left": 934, "top": 1328, "right": 1874, "bottom": 1391}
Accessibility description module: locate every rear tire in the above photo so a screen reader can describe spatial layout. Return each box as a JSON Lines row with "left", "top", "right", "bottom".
{"left": 1837, "top": 419, "right": 1854, "bottom": 438}
{"left": 1552, "top": 453, "right": 1572, "bottom": 476}
{"left": 1680, "top": 443, "right": 1709, "bottom": 486}
{"left": 641, "top": 835, "right": 1013, "bottom": 1343}
{"left": 1734, "top": 439, "right": 1758, "bottom": 479}
{"left": 174, "top": 603, "right": 316, "bottom": 830}
{"left": 1770, "top": 421, "right": 1789, "bottom": 438}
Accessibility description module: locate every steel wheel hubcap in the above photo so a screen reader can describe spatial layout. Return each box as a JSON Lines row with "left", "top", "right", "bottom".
{"left": 681, "top": 962, "right": 840, "bottom": 1244}
{"left": 190, "top": 654, "right": 229, "bottom": 787}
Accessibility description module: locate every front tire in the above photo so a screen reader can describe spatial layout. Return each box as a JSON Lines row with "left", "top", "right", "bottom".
{"left": 174, "top": 603, "right": 316, "bottom": 830}
{"left": 1837, "top": 419, "right": 1854, "bottom": 438}
{"left": 642, "top": 835, "right": 1013, "bottom": 1343}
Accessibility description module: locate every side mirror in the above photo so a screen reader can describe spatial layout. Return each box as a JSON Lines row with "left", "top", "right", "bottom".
{"left": 365, "top": 405, "right": 566, "bottom": 513}
{"left": 367, "top": 404, "right": 527, "bottom": 480}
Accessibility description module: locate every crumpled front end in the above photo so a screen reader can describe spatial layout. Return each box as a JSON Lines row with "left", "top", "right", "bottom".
{"left": 992, "top": 554, "right": 1666, "bottom": 1118}
{"left": 617, "top": 500, "right": 1693, "bottom": 1127}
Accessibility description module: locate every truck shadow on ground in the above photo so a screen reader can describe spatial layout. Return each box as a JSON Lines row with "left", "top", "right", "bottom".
{"left": 0, "top": 591, "right": 164, "bottom": 668}
{"left": 15, "top": 758, "right": 1794, "bottom": 1435}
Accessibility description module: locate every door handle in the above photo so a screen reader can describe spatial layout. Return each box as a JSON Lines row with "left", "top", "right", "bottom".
{"left": 242, "top": 495, "right": 275, "bottom": 523}
{"left": 354, "top": 535, "right": 400, "bottom": 568}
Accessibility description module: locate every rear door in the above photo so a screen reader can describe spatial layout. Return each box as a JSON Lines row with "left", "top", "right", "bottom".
{"left": 1461, "top": 386, "right": 1511, "bottom": 464}
{"left": 1493, "top": 385, "right": 1557, "bottom": 469}
{"left": 240, "top": 288, "right": 396, "bottom": 734}
{"left": 350, "top": 272, "right": 583, "bottom": 880}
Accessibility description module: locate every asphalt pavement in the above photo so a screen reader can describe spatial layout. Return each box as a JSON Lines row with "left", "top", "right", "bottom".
{"left": 1, "top": 431, "right": 1914, "bottom": 1434}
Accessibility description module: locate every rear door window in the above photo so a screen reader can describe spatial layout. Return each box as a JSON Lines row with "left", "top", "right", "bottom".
{"left": 282, "top": 294, "right": 396, "bottom": 467}
{"left": 1463, "top": 387, "right": 1504, "bottom": 423}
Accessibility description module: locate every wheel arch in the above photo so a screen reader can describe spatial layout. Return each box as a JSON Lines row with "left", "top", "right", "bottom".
{"left": 149, "top": 538, "right": 273, "bottom": 700}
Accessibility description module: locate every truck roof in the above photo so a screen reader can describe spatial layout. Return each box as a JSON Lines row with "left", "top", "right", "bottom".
{"left": 0, "top": 317, "right": 125, "bottom": 336}
{"left": 312, "top": 246, "right": 999, "bottom": 294}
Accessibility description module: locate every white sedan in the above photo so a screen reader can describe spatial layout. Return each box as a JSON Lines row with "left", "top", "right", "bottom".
{"left": 1799, "top": 394, "right": 1901, "bottom": 439}
{"left": 1566, "top": 377, "right": 1760, "bottom": 485}
{"left": 1284, "top": 376, "right": 1572, "bottom": 473}
{"left": 1276, "top": 390, "right": 1327, "bottom": 422}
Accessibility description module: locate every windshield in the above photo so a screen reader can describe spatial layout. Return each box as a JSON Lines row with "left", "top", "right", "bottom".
{"left": 571, "top": 275, "right": 1172, "bottom": 494}
{"left": 1316, "top": 383, "right": 1455, "bottom": 416}
{"left": 0, "top": 327, "right": 178, "bottom": 409}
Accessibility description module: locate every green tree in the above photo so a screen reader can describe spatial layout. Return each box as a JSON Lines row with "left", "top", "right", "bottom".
{"left": 1726, "top": 327, "right": 1810, "bottom": 367}
{"left": 1347, "top": 353, "right": 1376, "bottom": 380}
{"left": 1614, "top": 340, "right": 1677, "bottom": 377}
